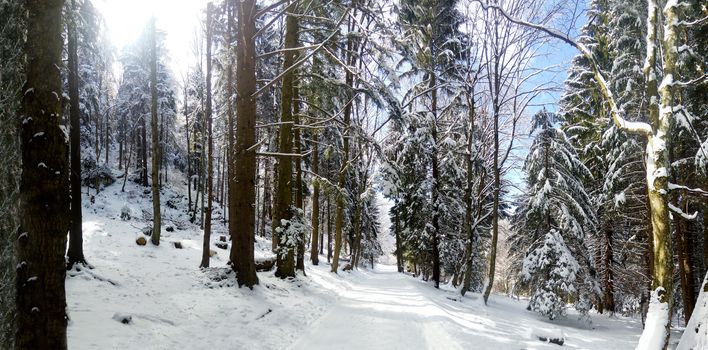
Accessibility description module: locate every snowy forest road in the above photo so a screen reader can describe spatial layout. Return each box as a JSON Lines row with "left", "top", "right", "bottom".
{"left": 290, "top": 265, "right": 465, "bottom": 349}
{"left": 290, "top": 264, "right": 646, "bottom": 350}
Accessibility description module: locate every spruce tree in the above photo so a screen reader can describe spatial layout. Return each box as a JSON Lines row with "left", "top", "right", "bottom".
{"left": 513, "top": 109, "right": 596, "bottom": 319}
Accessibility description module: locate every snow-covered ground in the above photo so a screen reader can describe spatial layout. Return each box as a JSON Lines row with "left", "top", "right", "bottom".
{"left": 66, "top": 176, "right": 657, "bottom": 349}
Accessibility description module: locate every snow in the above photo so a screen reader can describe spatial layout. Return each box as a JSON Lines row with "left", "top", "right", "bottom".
{"left": 615, "top": 191, "right": 627, "bottom": 207}
{"left": 658, "top": 74, "right": 673, "bottom": 91}
{"left": 66, "top": 172, "right": 652, "bottom": 350}
{"left": 677, "top": 273, "right": 708, "bottom": 350}
{"left": 636, "top": 288, "right": 670, "bottom": 350}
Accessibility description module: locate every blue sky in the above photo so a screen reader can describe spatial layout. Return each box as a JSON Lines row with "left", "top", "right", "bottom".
{"left": 505, "top": 39, "right": 579, "bottom": 198}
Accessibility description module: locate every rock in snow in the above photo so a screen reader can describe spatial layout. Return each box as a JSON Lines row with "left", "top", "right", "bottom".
{"left": 112, "top": 313, "right": 132, "bottom": 325}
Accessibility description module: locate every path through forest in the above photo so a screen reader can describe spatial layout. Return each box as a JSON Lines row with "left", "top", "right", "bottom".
{"left": 293, "top": 265, "right": 648, "bottom": 350}
{"left": 65, "top": 179, "right": 651, "bottom": 350}
{"left": 291, "top": 265, "right": 462, "bottom": 349}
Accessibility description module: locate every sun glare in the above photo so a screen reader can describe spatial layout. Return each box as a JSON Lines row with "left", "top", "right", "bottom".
{"left": 95, "top": 0, "right": 207, "bottom": 74}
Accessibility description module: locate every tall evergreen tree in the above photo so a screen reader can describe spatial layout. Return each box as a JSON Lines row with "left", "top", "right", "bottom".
{"left": 397, "top": 0, "right": 464, "bottom": 288}
{"left": 513, "top": 109, "right": 597, "bottom": 320}
{"left": 16, "top": 0, "right": 69, "bottom": 348}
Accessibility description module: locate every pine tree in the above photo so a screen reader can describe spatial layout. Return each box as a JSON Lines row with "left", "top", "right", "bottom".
{"left": 513, "top": 109, "right": 597, "bottom": 319}
{"left": 397, "top": 0, "right": 464, "bottom": 287}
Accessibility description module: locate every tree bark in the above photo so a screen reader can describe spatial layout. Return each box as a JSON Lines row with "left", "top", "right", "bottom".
{"left": 636, "top": 1, "right": 675, "bottom": 347}
{"left": 461, "top": 89, "right": 478, "bottom": 296}
{"left": 185, "top": 80, "right": 192, "bottom": 214}
{"left": 394, "top": 202, "right": 403, "bottom": 273}
{"left": 327, "top": 195, "right": 332, "bottom": 263}
{"left": 294, "top": 86, "right": 305, "bottom": 272}
{"left": 676, "top": 195, "right": 695, "bottom": 324}
{"left": 67, "top": 0, "right": 86, "bottom": 267}
{"left": 310, "top": 132, "right": 320, "bottom": 265}
{"left": 16, "top": 0, "right": 69, "bottom": 347}
{"left": 104, "top": 97, "right": 109, "bottom": 166}
{"left": 483, "top": 55, "right": 501, "bottom": 305}
{"left": 229, "top": 0, "right": 259, "bottom": 287}
{"left": 200, "top": 2, "right": 214, "bottom": 268}
{"left": 118, "top": 116, "right": 124, "bottom": 170}
{"left": 430, "top": 73, "right": 440, "bottom": 289}
{"left": 150, "top": 18, "right": 161, "bottom": 246}
{"left": 603, "top": 224, "right": 615, "bottom": 312}
{"left": 331, "top": 8, "right": 356, "bottom": 273}
{"left": 274, "top": 1, "right": 299, "bottom": 278}
{"left": 141, "top": 108, "right": 148, "bottom": 187}
{"left": 319, "top": 201, "right": 325, "bottom": 254}
{"left": 260, "top": 157, "right": 270, "bottom": 237}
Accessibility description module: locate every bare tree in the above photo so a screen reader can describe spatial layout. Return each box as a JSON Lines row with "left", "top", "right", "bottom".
{"left": 478, "top": 0, "right": 556, "bottom": 305}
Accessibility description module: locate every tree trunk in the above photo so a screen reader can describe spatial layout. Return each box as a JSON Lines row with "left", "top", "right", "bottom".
{"left": 260, "top": 157, "right": 270, "bottom": 237}
{"left": 327, "top": 196, "right": 332, "bottom": 263}
{"left": 294, "top": 86, "right": 305, "bottom": 272}
{"left": 603, "top": 224, "right": 616, "bottom": 312}
{"left": 229, "top": 0, "right": 259, "bottom": 287}
{"left": 104, "top": 99, "right": 109, "bottom": 166}
{"left": 67, "top": 0, "right": 86, "bottom": 267}
{"left": 200, "top": 2, "right": 214, "bottom": 268}
{"left": 636, "top": 1, "right": 676, "bottom": 347}
{"left": 118, "top": 116, "right": 124, "bottom": 170}
{"left": 394, "top": 203, "right": 403, "bottom": 273}
{"left": 274, "top": 1, "right": 298, "bottom": 278}
{"left": 704, "top": 201, "right": 708, "bottom": 278}
{"left": 430, "top": 73, "right": 441, "bottom": 289}
{"left": 483, "top": 58, "right": 501, "bottom": 304}
{"left": 141, "top": 109, "right": 148, "bottom": 187}
{"left": 185, "top": 81, "right": 192, "bottom": 213}
{"left": 150, "top": 18, "right": 161, "bottom": 246}
{"left": 310, "top": 132, "right": 320, "bottom": 265}
{"left": 461, "top": 90, "right": 477, "bottom": 296}
{"left": 16, "top": 0, "right": 69, "bottom": 347}
{"left": 199, "top": 116, "right": 206, "bottom": 228}
{"left": 319, "top": 203, "right": 325, "bottom": 254}
{"left": 225, "top": 0, "right": 235, "bottom": 231}
{"left": 331, "top": 8, "right": 356, "bottom": 273}
{"left": 676, "top": 192, "right": 696, "bottom": 324}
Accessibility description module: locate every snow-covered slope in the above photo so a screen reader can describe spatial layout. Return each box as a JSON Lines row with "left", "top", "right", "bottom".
{"left": 66, "top": 176, "right": 652, "bottom": 349}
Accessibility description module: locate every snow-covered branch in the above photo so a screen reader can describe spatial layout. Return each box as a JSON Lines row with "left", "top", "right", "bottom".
{"left": 471, "top": 0, "right": 653, "bottom": 136}
{"left": 668, "top": 182, "right": 708, "bottom": 199}
{"left": 668, "top": 202, "right": 698, "bottom": 220}
{"left": 253, "top": 6, "right": 351, "bottom": 97}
